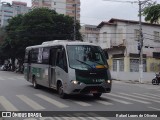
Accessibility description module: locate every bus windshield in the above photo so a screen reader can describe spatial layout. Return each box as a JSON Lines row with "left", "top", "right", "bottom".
{"left": 67, "top": 45, "right": 107, "bottom": 70}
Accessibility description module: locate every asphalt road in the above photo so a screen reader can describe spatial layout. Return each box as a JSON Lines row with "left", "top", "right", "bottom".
{"left": 0, "top": 71, "right": 160, "bottom": 120}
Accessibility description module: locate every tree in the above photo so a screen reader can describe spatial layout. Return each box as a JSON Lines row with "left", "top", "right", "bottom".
{"left": 1, "top": 8, "right": 82, "bottom": 66}
{"left": 142, "top": 4, "right": 160, "bottom": 24}
{"left": 0, "top": 27, "right": 7, "bottom": 64}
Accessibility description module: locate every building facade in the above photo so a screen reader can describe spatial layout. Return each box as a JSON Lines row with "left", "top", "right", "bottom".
{"left": 0, "top": 1, "right": 31, "bottom": 27}
{"left": 81, "top": 18, "right": 160, "bottom": 74}
{"left": 32, "top": 0, "right": 80, "bottom": 21}
{"left": 80, "top": 25, "right": 100, "bottom": 44}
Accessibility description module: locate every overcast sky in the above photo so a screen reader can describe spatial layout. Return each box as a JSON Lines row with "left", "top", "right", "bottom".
{"left": 1, "top": 0, "right": 160, "bottom": 25}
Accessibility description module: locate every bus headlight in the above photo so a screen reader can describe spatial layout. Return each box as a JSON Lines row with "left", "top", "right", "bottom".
{"left": 71, "top": 80, "right": 80, "bottom": 85}
{"left": 106, "top": 80, "right": 111, "bottom": 84}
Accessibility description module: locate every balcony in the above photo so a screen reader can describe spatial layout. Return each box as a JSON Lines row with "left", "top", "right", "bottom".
{"left": 42, "top": 3, "right": 51, "bottom": 7}
{"left": 66, "top": 6, "right": 74, "bottom": 10}
{"left": 111, "top": 39, "right": 126, "bottom": 47}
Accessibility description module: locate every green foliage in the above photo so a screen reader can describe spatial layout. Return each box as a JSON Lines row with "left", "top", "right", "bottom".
{"left": 142, "top": 4, "right": 160, "bottom": 24}
{"left": 0, "top": 7, "right": 82, "bottom": 61}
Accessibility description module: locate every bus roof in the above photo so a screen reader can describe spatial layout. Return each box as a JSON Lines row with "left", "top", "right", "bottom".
{"left": 26, "top": 40, "right": 98, "bottom": 50}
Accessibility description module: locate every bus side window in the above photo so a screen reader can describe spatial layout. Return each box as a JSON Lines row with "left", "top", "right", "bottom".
{"left": 50, "top": 48, "right": 57, "bottom": 66}
{"left": 24, "top": 50, "right": 31, "bottom": 63}
{"left": 24, "top": 50, "right": 29, "bottom": 63}
{"left": 56, "top": 49, "right": 68, "bottom": 73}
{"left": 28, "top": 51, "right": 31, "bottom": 63}
{"left": 42, "top": 47, "right": 50, "bottom": 64}
{"left": 31, "top": 49, "right": 38, "bottom": 63}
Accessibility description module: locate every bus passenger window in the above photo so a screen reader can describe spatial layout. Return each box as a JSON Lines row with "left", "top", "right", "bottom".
{"left": 24, "top": 50, "right": 29, "bottom": 63}
{"left": 31, "top": 49, "right": 38, "bottom": 63}
{"left": 50, "top": 48, "right": 57, "bottom": 66}
{"left": 42, "top": 47, "right": 50, "bottom": 64}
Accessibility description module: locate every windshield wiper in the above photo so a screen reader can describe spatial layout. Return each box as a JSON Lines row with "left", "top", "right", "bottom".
{"left": 76, "top": 59, "right": 94, "bottom": 69}
{"left": 89, "top": 60, "right": 107, "bottom": 68}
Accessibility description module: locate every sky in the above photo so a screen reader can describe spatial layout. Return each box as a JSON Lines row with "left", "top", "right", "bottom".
{"left": 1, "top": 0, "right": 160, "bottom": 25}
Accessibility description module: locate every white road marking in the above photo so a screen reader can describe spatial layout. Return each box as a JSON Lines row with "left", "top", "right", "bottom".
{"left": 0, "top": 78, "right": 5, "bottom": 80}
{"left": 80, "top": 113, "right": 110, "bottom": 120}
{"left": 133, "top": 93, "right": 160, "bottom": 100}
{"left": 7, "top": 78, "right": 16, "bottom": 80}
{"left": 148, "top": 106, "right": 160, "bottom": 111}
{"left": 144, "top": 93, "right": 160, "bottom": 98}
{"left": 119, "top": 92, "right": 160, "bottom": 103}
{"left": 102, "top": 96, "right": 133, "bottom": 104}
{"left": 108, "top": 93, "right": 150, "bottom": 104}
{"left": 53, "top": 117, "right": 81, "bottom": 120}
{"left": 15, "top": 77, "right": 25, "bottom": 80}
{"left": 16, "top": 95, "right": 45, "bottom": 110}
{"left": 96, "top": 100, "right": 113, "bottom": 105}
{"left": 0, "top": 96, "right": 18, "bottom": 111}
{"left": 18, "top": 76, "right": 25, "bottom": 79}
{"left": 73, "top": 101, "right": 92, "bottom": 106}
{"left": 35, "top": 94, "right": 69, "bottom": 108}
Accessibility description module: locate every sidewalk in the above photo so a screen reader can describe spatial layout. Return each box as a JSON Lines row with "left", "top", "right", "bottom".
{"left": 112, "top": 79, "right": 152, "bottom": 85}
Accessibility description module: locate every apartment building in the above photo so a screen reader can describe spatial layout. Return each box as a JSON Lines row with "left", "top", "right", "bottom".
{"left": 0, "top": 1, "right": 31, "bottom": 27}
{"left": 32, "top": 0, "right": 80, "bottom": 20}
{"left": 82, "top": 18, "right": 160, "bottom": 71}
{"left": 80, "top": 25, "right": 100, "bottom": 44}
{"left": 12, "top": 1, "right": 31, "bottom": 16}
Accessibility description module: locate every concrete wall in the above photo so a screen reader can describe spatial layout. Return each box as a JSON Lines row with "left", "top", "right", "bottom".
{"left": 111, "top": 71, "right": 155, "bottom": 83}
{"left": 99, "top": 24, "right": 116, "bottom": 49}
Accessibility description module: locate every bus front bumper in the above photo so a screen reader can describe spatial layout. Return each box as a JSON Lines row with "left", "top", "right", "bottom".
{"left": 66, "top": 81, "right": 112, "bottom": 95}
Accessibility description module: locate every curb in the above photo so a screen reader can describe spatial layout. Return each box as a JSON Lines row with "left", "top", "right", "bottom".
{"left": 112, "top": 79, "right": 152, "bottom": 85}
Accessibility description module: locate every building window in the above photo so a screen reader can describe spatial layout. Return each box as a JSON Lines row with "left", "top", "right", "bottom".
{"left": 54, "top": 2, "right": 56, "bottom": 5}
{"left": 130, "top": 59, "right": 146, "bottom": 72}
{"left": 113, "top": 60, "right": 117, "bottom": 71}
{"left": 134, "top": 29, "right": 140, "bottom": 41}
{"left": 154, "top": 31, "right": 160, "bottom": 42}
{"left": 72, "top": 10, "right": 75, "bottom": 13}
{"left": 119, "top": 59, "right": 124, "bottom": 71}
{"left": 113, "top": 59, "right": 124, "bottom": 71}
{"left": 130, "top": 59, "right": 139, "bottom": 72}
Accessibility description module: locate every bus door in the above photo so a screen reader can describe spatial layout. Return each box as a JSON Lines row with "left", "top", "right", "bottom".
{"left": 50, "top": 48, "right": 57, "bottom": 87}
{"left": 55, "top": 47, "right": 68, "bottom": 82}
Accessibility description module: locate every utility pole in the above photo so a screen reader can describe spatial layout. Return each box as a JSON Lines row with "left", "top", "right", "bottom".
{"left": 73, "top": 4, "right": 77, "bottom": 41}
{"left": 138, "top": 0, "right": 143, "bottom": 83}
{"left": 138, "top": 0, "right": 151, "bottom": 83}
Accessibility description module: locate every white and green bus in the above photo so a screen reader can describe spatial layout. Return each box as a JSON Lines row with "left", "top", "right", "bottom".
{"left": 24, "top": 40, "right": 112, "bottom": 98}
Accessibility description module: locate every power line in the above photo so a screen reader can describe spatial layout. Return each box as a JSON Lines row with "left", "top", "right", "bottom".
{"left": 81, "top": 32, "right": 135, "bottom": 34}
{"left": 103, "top": 0, "right": 138, "bottom": 4}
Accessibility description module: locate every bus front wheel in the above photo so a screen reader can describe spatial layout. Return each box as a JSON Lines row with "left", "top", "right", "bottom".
{"left": 93, "top": 93, "right": 102, "bottom": 98}
{"left": 58, "top": 82, "right": 67, "bottom": 99}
